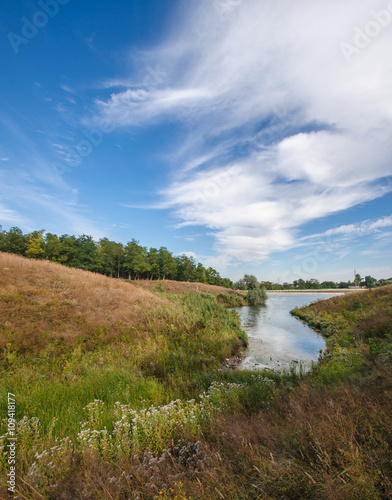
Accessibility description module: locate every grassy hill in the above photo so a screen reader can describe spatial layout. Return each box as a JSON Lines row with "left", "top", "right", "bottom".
{"left": 1, "top": 253, "right": 391, "bottom": 499}
{"left": 0, "top": 252, "right": 164, "bottom": 356}
{"left": 130, "top": 278, "right": 245, "bottom": 296}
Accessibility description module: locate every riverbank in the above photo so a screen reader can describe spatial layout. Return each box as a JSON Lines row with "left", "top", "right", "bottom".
{"left": 267, "top": 289, "right": 366, "bottom": 294}
{"left": 1, "top": 253, "right": 391, "bottom": 498}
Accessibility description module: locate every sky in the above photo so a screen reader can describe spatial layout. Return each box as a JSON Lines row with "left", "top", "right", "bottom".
{"left": 1, "top": 0, "right": 392, "bottom": 283}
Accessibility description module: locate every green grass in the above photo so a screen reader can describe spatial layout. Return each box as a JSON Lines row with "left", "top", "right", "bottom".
{"left": 2, "top": 256, "right": 391, "bottom": 499}
{"left": 291, "top": 286, "right": 392, "bottom": 386}
{"left": 0, "top": 292, "right": 248, "bottom": 439}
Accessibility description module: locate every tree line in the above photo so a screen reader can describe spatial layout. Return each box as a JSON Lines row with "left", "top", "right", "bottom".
{"left": 0, "top": 227, "right": 232, "bottom": 288}
{"left": 256, "top": 275, "right": 392, "bottom": 290}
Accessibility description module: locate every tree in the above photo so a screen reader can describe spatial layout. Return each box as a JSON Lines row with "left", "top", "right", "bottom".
{"left": 0, "top": 226, "right": 6, "bottom": 252}
{"left": 354, "top": 273, "right": 362, "bottom": 287}
{"left": 45, "top": 233, "right": 61, "bottom": 262}
{"left": 243, "top": 274, "right": 260, "bottom": 290}
{"left": 75, "top": 235, "right": 99, "bottom": 272}
{"left": 194, "top": 263, "right": 207, "bottom": 283}
{"left": 321, "top": 281, "right": 337, "bottom": 289}
{"left": 338, "top": 281, "right": 349, "bottom": 289}
{"left": 294, "top": 279, "right": 306, "bottom": 289}
{"left": 176, "top": 254, "right": 197, "bottom": 282}
{"left": 132, "top": 246, "right": 151, "bottom": 279}
{"left": 58, "top": 235, "right": 77, "bottom": 267}
{"left": 124, "top": 239, "right": 141, "bottom": 279}
{"left": 233, "top": 279, "right": 247, "bottom": 290}
{"left": 4, "top": 227, "right": 27, "bottom": 255}
{"left": 246, "top": 288, "right": 267, "bottom": 306}
{"left": 26, "top": 232, "right": 45, "bottom": 259}
{"left": 365, "top": 275, "right": 376, "bottom": 289}
{"left": 147, "top": 248, "right": 160, "bottom": 280}
{"left": 306, "top": 278, "right": 320, "bottom": 289}
{"left": 98, "top": 238, "right": 124, "bottom": 277}
{"left": 159, "top": 247, "right": 177, "bottom": 279}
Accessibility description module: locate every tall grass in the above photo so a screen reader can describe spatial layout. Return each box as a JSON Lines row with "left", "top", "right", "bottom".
{"left": 1, "top": 254, "right": 391, "bottom": 499}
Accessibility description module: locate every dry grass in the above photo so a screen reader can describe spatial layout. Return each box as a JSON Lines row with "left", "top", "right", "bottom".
{"left": 2, "top": 254, "right": 391, "bottom": 499}
{"left": 131, "top": 279, "right": 246, "bottom": 297}
{"left": 0, "top": 252, "right": 163, "bottom": 354}
{"left": 13, "top": 371, "right": 392, "bottom": 499}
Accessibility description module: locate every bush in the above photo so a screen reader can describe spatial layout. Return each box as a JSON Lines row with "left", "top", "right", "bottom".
{"left": 246, "top": 288, "right": 267, "bottom": 306}
{"left": 217, "top": 292, "right": 246, "bottom": 307}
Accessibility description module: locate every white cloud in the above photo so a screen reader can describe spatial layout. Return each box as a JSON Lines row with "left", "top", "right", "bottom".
{"left": 307, "top": 215, "right": 392, "bottom": 239}
{"left": 91, "top": 0, "right": 392, "bottom": 264}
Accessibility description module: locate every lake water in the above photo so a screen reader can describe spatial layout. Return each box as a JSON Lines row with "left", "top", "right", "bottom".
{"left": 234, "top": 293, "right": 339, "bottom": 372}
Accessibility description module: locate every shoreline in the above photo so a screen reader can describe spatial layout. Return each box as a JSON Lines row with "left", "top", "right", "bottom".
{"left": 266, "top": 290, "right": 366, "bottom": 294}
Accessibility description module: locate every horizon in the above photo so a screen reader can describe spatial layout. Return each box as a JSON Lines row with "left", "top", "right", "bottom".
{"left": 1, "top": 0, "right": 392, "bottom": 283}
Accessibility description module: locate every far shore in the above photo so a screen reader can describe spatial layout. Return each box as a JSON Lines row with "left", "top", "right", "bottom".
{"left": 266, "top": 289, "right": 367, "bottom": 294}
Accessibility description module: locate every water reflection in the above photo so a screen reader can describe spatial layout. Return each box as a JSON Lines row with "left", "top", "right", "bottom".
{"left": 234, "top": 294, "right": 339, "bottom": 372}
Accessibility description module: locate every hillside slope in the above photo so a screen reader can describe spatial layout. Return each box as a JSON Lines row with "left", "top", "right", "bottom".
{"left": 0, "top": 251, "right": 246, "bottom": 436}
{"left": 0, "top": 252, "right": 163, "bottom": 355}
{"left": 130, "top": 278, "right": 242, "bottom": 296}
{"left": 1, "top": 255, "right": 392, "bottom": 498}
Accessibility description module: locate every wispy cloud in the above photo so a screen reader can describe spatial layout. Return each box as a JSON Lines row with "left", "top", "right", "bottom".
{"left": 305, "top": 215, "right": 392, "bottom": 240}
{"left": 0, "top": 168, "right": 104, "bottom": 238}
{"left": 89, "top": 0, "right": 392, "bottom": 264}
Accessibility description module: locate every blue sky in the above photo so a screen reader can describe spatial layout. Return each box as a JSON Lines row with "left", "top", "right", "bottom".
{"left": 1, "top": 0, "right": 392, "bottom": 282}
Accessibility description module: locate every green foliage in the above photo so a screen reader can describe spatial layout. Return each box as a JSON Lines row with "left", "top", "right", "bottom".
{"left": 216, "top": 292, "right": 246, "bottom": 307}
{"left": 291, "top": 286, "right": 392, "bottom": 387}
{"left": 25, "top": 232, "right": 45, "bottom": 259}
{"left": 246, "top": 288, "right": 267, "bottom": 306}
{"left": 0, "top": 227, "right": 233, "bottom": 287}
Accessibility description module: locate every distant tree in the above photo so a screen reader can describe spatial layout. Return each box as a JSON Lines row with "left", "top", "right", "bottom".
{"left": 321, "top": 281, "right": 337, "bottom": 289}
{"left": 132, "top": 248, "right": 151, "bottom": 280}
{"left": 354, "top": 273, "right": 362, "bottom": 287}
{"left": 338, "top": 282, "right": 349, "bottom": 289}
{"left": 0, "top": 226, "right": 6, "bottom": 252}
{"left": 194, "top": 262, "right": 207, "bottom": 283}
{"left": 306, "top": 278, "right": 320, "bottom": 289}
{"left": 219, "top": 277, "right": 232, "bottom": 289}
{"left": 26, "top": 232, "right": 45, "bottom": 259}
{"left": 233, "top": 279, "right": 247, "bottom": 290}
{"left": 45, "top": 233, "right": 61, "bottom": 261}
{"left": 58, "top": 235, "right": 77, "bottom": 267}
{"left": 365, "top": 275, "right": 376, "bottom": 289}
{"left": 243, "top": 274, "right": 260, "bottom": 290}
{"left": 4, "top": 227, "right": 27, "bottom": 255}
{"left": 176, "top": 254, "right": 196, "bottom": 282}
{"left": 0, "top": 226, "right": 237, "bottom": 287}
{"left": 98, "top": 238, "right": 124, "bottom": 277}
{"left": 159, "top": 247, "right": 177, "bottom": 280}
{"left": 75, "top": 235, "right": 99, "bottom": 272}
{"left": 294, "top": 279, "right": 306, "bottom": 289}
{"left": 124, "top": 239, "right": 141, "bottom": 279}
{"left": 147, "top": 248, "right": 160, "bottom": 280}
{"left": 205, "top": 267, "right": 222, "bottom": 286}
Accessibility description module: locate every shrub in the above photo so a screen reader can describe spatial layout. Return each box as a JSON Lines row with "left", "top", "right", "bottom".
{"left": 216, "top": 292, "right": 245, "bottom": 307}
{"left": 246, "top": 288, "right": 267, "bottom": 306}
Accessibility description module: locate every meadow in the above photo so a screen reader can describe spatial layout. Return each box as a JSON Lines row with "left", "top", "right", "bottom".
{"left": 0, "top": 253, "right": 391, "bottom": 499}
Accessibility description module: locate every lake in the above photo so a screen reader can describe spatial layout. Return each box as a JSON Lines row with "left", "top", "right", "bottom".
{"left": 234, "top": 293, "right": 339, "bottom": 372}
